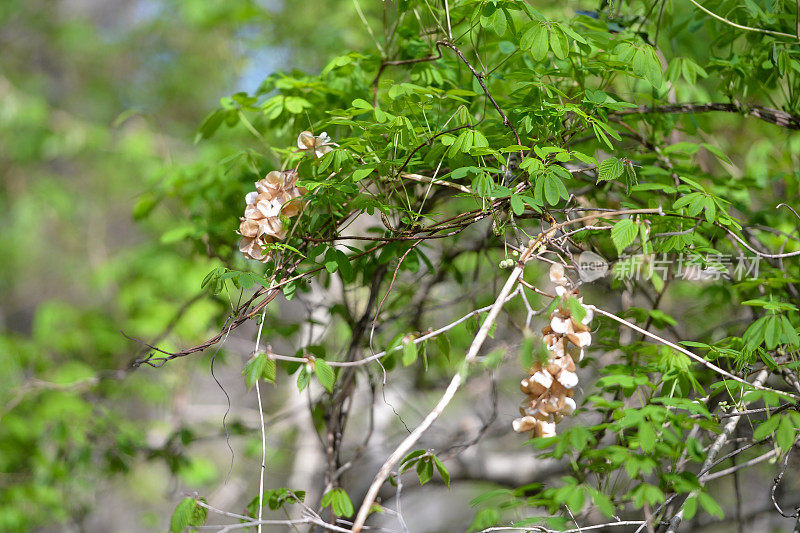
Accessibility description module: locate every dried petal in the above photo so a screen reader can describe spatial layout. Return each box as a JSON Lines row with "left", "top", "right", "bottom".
{"left": 566, "top": 331, "right": 591, "bottom": 348}
{"left": 238, "top": 218, "right": 260, "bottom": 238}
{"left": 581, "top": 305, "right": 594, "bottom": 325}
{"left": 557, "top": 370, "right": 579, "bottom": 389}
{"left": 239, "top": 236, "right": 269, "bottom": 262}
{"left": 561, "top": 397, "right": 577, "bottom": 416}
{"left": 512, "top": 416, "right": 538, "bottom": 433}
{"left": 297, "top": 131, "right": 316, "bottom": 150}
{"left": 279, "top": 197, "right": 304, "bottom": 217}
{"left": 550, "top": 315, "right": 572, "bottom": 334}
{"left": 549, "top": 263, "right": 566, "bottom": 284}
{"left": 530, "top": 370, "right": 553, "bottom": 390}
{"left": 256, "top": 198, "right": 282, "bottom": 218}
{"left": 523, "top": 376, "right": 547, "bottom": 397}
{"left": 258, "top": 216, "right": 286, "bottom": 240}
{"left": 570, "top": 317, "right": 590, "bottom": 333}
{"left": 535, "top": 419, "right": 557, "bottom": 438}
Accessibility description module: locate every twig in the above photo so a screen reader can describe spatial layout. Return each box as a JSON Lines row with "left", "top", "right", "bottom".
{"left": 701, "top": 448, "right": 779, "bottom": 481}
{"left": 265, "top": 291, "right": 522, "bottom": 369}
{"left": 254, "top": 307, "right": 269, "bottom": 533}
{"left": 400, "top": 172, "right": 473, "bottom": 193}
{"left": 771, "top": 438, "right": 800, "bottom": 518}
{"left": 686, "top": 0, "right": 798, "bottom": 40}
{"left": 436, "top": 40, "right": 524, "bottom": 148}
{"left": 664, "top": 369, "right": 770, "bottom": 533}
{"left": 588, "top": 306, "right": 798, "bottom": 400}
{"left": 478, "top": 521, "right": 651, "bottom": 533}
{"left": 614, "top": 103, "right": 800, "bottom": 129}
{"left": 350, "top": 232, "right": 543, "bottom": 531}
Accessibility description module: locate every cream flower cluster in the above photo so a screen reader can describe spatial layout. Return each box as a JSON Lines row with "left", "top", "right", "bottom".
{"left": 238, "top": 131, "right": 333, "bottom": 262}
{"left": 512, "top": 263, "right": 593, "bottom": 438}
{"left": 238, "top": 169, "right": 304, "bottom": 262}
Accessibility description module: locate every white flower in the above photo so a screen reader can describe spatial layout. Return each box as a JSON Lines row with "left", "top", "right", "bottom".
{"left": 536, "top": 419, "right": 557, "bottom": 438}
{"left": 297, "top": 130, "right": 334, "bottom": 158}
{"left": 256, "top": 198, "right": 283, "bottom": 219}
{"left": 512, "top": 416, "right": 538, "bottom": 433}
{"left": 557, "top": 370, "right": 579, "bottom": 389}
{"left": 239, "top": 236, "right": 270, "bottom": 262}
{"left": 561, "top": 397, "right": 576, "bottom": 416}
{"left": 567, "top": 331, "right": 592, "bottom": 348}
{"left": 550, "top": 315, "right": 572, "bottom": 334}
{"left": 549, "top": 263, "right": 566, "bottom": 284}
{"left": 530, "top": 370, "right": 554, "bottom": 389}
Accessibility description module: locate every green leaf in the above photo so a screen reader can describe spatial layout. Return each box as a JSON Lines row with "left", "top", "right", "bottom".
{"left": 334, "top": 490, "right": 354, "bottom": 517}
{"left": 400, "top": 449, "right": 426, "bottom": 471}
{"left": 491, "top": 9, "right": 507, "bottom": 36}
{"left": 321, "top": 488, "right": 354, "bottom": 518}
{"left": 437, "top": 334, "right": 450, "bottom": 360}
{"left": 683, "top": 495, "right": 698, "bottom": 520}
{"left": 701, "top": 142, "right": 731, "bottom": 164}
{"left": 262, "top": 357, "right": 276, "bottom": 384}
{"left": 527, "top": 24, "right": 549, "bottom": 60}
{"left": 776, "top": 416, "right": 796, "bottom": 451}
{"left": 765, "top": 316, "right": 781, "bottom": 350}
{"left": 629, "top": 483, "right": 664, "bottom": 508}
{"left": 170, "top": 497, "right": 207, "bottom": 533}
{"left": 638, "top": 422, "right": 656, "bottom": 452}
{"left": 597, "top": 157, "right": 624, "bottom": 182}
{"left": 243, "top": 353, "right": 267, "bottom": 391}
{"left": 549, "top": 25, "right": 569, "bottom": 59}
{"left": 753, "top": 414, "right": 780, "bottom": 440}
{"left": 315, "top": 359, "right": 335, "bottom": 393}
{"left": 586, "top": 487, "right": 614, "bottom": 517}
{"left": 432, "top": 455, "right": 450, "bottom": 488}
{"left": 543, "top": 174, "right": 567, "bottom": 205}
{"left": 611, "top": 219, "right": 638, "bottom": 254}
{"left": 780, "top": 316, "right": 800, "bottom": 346}
{"left": 510, "top": 194, "right": 525, "bottom": 215}
{"left": 697, "top": 492, "right": 724, "bottom": 519}
{"left": 567, "top": 297, "right": 587, "bottom": 323}
{"left": 402, "top": 337, "right": 418, "bottom": 366}
{"left": 416, "top": 457, "right": 434, "bottom": 485}
{"left": 353, "top": 167, "right": 374, "bottom": 181}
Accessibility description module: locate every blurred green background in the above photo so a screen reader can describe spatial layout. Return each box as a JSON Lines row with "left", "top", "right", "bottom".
{"left": 0, "top": 1, "right": 370, "bottom": 530}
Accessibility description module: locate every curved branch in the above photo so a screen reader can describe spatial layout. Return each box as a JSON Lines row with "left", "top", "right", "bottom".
{"left": 614, "top": 103, "right": 800, "bottom": 130}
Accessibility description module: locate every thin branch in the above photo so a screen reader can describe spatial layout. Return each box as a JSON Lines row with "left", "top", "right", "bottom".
{"left": 772, "top": 438, "right": 800, "bottom": 518}
{"left": 350, "top": 236, "right": 542, "bottom": 532}
{"left": 613, "top": 103, "right": 800, "bottom": 130}
{"left": 264, "top": 290, "right": 521, "bottom": 369}
{"left": 478, "top": 521, "right": 652, "bottom": 533}
{"left": 687, "top": 0, "right": 798, "bottom": 40}
{"left": 701, "top": 448, "right": 779, "bottom": 481}
{"left": 587, "top": 306, "right": 798, "bottom": 400}
{"left": 664, "top": 369, "right": 770, "bottom": 533}
{"left": 436, "top": 40, "right": 524, "bottom": 147}
{"left": 254, "top": 307, "right": 269, "bottom": 533}
{"left": 400, "top": 172, "right": 473, "bottom": 194}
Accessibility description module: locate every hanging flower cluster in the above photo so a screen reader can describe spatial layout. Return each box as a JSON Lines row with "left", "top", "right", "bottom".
{"left": 512, "top": 263, "right": 594, "bottom": 438}
{"left": 238, "top": 131, "right": 332, "bottom": 262}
